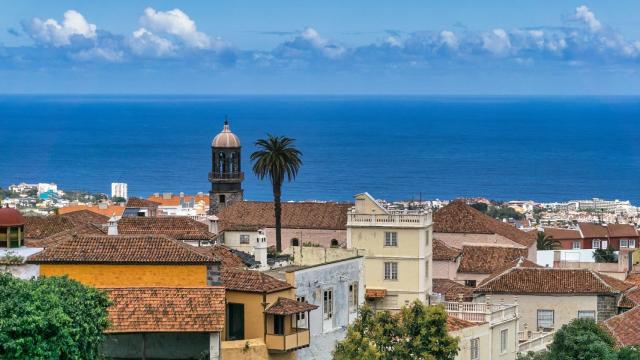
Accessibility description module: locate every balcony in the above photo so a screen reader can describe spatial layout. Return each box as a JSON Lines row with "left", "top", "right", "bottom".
{"left": 347, "top": 211, "right": 432, "bottom": 228}
{"left": 208, "top": 171, "right": 244, "bottom": 183}
{"left": 439, "top": 301, "right": 518, "bottom": 325}
{"left": 518, "top": 330, "right": 555, "bottom": 353}
{"left": 265, "top": 329, "right": 310, "bottom": 352}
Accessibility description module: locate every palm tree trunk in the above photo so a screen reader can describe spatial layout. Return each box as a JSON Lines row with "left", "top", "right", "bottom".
{"left": 273, "top": 181, "right": 282, "bottom": 253}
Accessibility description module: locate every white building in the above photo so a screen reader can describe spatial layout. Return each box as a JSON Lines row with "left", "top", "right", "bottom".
{"left": 37, "top": 183, "right": 58, "bottom": 196}
{"left": 111, "top": 183, "right": 128, "bottom": 200}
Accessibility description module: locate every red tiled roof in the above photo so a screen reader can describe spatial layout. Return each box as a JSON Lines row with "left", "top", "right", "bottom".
{"left": 218, "top": 201, "right": 351, "bottom": 231}
{"left": 475, "top": 268, "right": 633, "bottom": 295}
{"left": 115, "top": 217, "right": 213, "bottom": 241}
{"left": 543, "top": 227, "right": 581, "bottom": 240}
{"left": 27, "top": 234, "right": 217, "bottom": 265}
{"left": 578, "top": 223, "right": 608, "bottom": 238}
{"left": 432, "top": 238, "right": 461, "bottom": 261}
{"left": 265, "top": 297, "right": 318, "bottom": 315}
{"left": 193, "top": 245, "right": 246, "bottom": 270}
{"left": 0, "top": 207, "right": 25, "bottom": 226}
{"left": 457, "top": 244, "right": 528, "bottom": 274}
{"left": 147, "top": 194, "right": 210, "bottom": 206}
{"left": 24, "top": 210, "right": 108, "bottom": 241}
{"left": 103, "top": 287, "right": 225, "bottom": 333}
{"left": 618, "top": 287, "right": 640, "bottom": 309}
{"left": 626, "top": 273, "right": 640, "bottom": 286}
{"left": 365, "top": 288, "right": 386, "bottom": 299}
{"left": 125, "top": 197, "right": 160, "bottom": 208}
{"left": 602, "top": 307, "right": 640, "bottom": 347}
{"left": 607, "top": 224, "right": 638, "bottom": 238}
{"left": 433, "top": 279, "right": 474, "bottom": 301}
{"left": 433, "top": 201, "right": 536, "bottom": 247}
{"left": 58, "top": 204, "right": 125, "bottom": 217}
{"left": 446, "top": 315, "right": 480, "bottom": 332}
{"left": 220, "top": 268, "right": 292, "bottom": 293}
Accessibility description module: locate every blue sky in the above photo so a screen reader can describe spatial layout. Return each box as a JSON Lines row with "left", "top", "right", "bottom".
{"left": 1, "top": 1, "right": 640, "bottom": 94}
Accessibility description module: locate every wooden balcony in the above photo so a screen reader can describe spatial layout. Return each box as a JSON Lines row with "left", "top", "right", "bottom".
{"left": 265, "top": 329, "right": 310, "bottom": 352}
{"left": 208, "top": 171, "right": 244, "bottom": 183}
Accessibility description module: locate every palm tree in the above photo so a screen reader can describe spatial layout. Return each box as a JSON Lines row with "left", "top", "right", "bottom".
{"left": 536, "top": 232, "right": 560, "bottom": 250}
{"left": 251, "top": 135, "right": 302, "bottom": 253}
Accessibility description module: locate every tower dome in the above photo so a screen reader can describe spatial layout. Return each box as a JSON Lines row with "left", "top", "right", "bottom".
{"left": 212, "top": 120, "right": 241, "bottom": 148}
{"left": 0, "top": 207, "right": 25, "bottom": 227}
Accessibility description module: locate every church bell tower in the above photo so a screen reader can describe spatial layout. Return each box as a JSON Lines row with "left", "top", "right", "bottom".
{"left": 209, "top": 119, "right": 244, "bottom": 214}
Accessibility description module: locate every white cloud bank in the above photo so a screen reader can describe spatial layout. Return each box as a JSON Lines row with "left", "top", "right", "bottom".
{"left": 575, "top": 5, "right": 602, "bottom": 32}
{"left": 24, "top": 10, "right": 97, "bottom": 46}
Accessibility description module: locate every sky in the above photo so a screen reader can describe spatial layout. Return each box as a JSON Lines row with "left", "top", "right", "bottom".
{"left": 1, "top": 1, "right": 640, "bottom": 94}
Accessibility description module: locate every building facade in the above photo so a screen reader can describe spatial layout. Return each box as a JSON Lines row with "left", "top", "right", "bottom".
{"left": 209, "top": 120, "right": 244, "bottom": 214}
{"left": 111, "top": 182, "right": 128, "bottom": 200}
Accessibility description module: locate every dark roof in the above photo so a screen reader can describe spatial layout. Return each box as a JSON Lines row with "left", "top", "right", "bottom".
{"left": 602, "top": 307, "right": 640, "bottom": 347}
{"left": 265, "top": 297, "right": 318, "bottom": 315}
{"left": 103, "top": 287, "right": 225, "bottom": 333}
{"left": 433, "top": 201, "right": 536, "bottom": 247}
{"left": 27, "top": 234, "right": 217, "bottom": 265}
{"left": 0, "top": 207, "right": 25, "bottom": 226}
{"left": 578, "top": 223, "right": 609, "bottom": 238}
{"left": 607, "top": 224, "right": 638, "bottom": 238}
{"left": 475, "top": 268, "right": 633, "bottom": 295}
{"left": 125, "top": 197, "right": 160, "bottom": 208}
{"left": 433, "top": 279, "right": 474, "bottom": 301}
{"left": 432, "top": 238, "right": 462, "bottom": 261}
{"left": 543, "top": 227, "right": 581, "bottom": 240}
{"left": 457, "top": 245, "right": 528, "bottom": 274}
{"left": 220, "top": 268, "right": 292, "bottom": 293}
{"left": 115, "top": 217, "right": 213, "bottom": 240}
{"left": 218, "top": 201, "right": 351, "bottom": 231}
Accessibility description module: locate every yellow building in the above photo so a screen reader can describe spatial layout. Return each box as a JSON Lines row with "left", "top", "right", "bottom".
{"left": 347, "top": 192, "right": 433, "bottom": 310}
{"left": 28, "top": 234, "right": 217, "bottom": 287}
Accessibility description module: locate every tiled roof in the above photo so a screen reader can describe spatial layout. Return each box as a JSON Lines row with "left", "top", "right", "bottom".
{"left": 433, "top": 279, "right": 474, "bottom": 301}
{"left": 265, "top": 297, "right": 318, "bottom": 315}
{"left": 365, "top": 288, "right": 387, "bottom": 299}
{"left": 433, "top": 201, "right": 536, "bottom": 247}
{"left": 626, "top": 273, "right": 640, "bottom": 286}
{"left": 432, "top": 238, "right": 462, "bottom": 261}
{"left": 58, "top": 204, "right": 125, "bottom": 217}
{"left": 475, "top": 268, "right": 633, "bottom": 295}
{"left": 125, "top": 197, "right": 160, "bottom": 208}
{"left": 218, "top": 201, "right": 351, "bottom": 231}
{"left": 457, "top": 244, "right": 528, "bottom": 274}
{"left": 446, "top": 315, "right": 480, "bottom": 332}
{"left": 618, "top": 287, "right": 640, "bottom": 308}
{"left": 578, "top": 223, "right": 608, "bottom": 238}
{"left": 147, "top": 194, "right": 210, "bottom": 206}
{"left": 24, "top": 210, "right": 108, "bottom": 241}
{"left": 0, "top": 207, "right": 25, "bottom": 226}
{"left": 220, "top": 268, "right": 292, "bottom": 293}
{"left": 193, "top": 245, "right": 247, "bottom": 270}
{"left": 103, "top": 287, "right": 225, "bottom": 333}
{"left": 607, "top": 224, "right": 638, "bottom": 238}
{"left": 27, "top": 234, "right": 217, "bottom": 264}
{"left": 543, "top": 227, "right": 581, "bottom": 240}
{"left": 25, "top": 222, "right": 104, "bottom": 248}
{"left": 115, "top": 217, "right": 213, "bottom": 240}
{"left": 602, "top": 306, "right": 640, "bottom": 347}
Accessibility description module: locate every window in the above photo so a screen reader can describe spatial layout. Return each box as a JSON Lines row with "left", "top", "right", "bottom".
{"left": 384, "top": 262, "right": 398, "bottom": 280}
{"left": 578, "top": 311, "right": 596, "bottom": 320}
{"left": 465, "top": 280, "right": 477, "bottom": 287}
{"left": 291, "top": 238, "right": 299, "bottom": 246}
{"left": 273, "top": 315, "right": 285, "bottom": 335}
{"left": 572, "top": 240, "right": 581, "bottom": 249}
{"left": 219, "top": 194, "right": 226, "bottom": 204}
{"left": 470, "top": 337, "right": 479, "bottom": 360}
{"left": 239, "top": 235, "right": 250, "bottom": 244}
{"left": 592, "top": 239, "right": 601, "bottom": 249}
{"left": 331, "top": 239, "right": 339, "bottom": 247}
{"left": 630, "top": 239, "right": 636, "bottom": 248}
{"left": 296, "top": 296, "right": 307, "bottom": 327}
{"left": 500, "top": 329, "right": 508, "bottom": 354}
{"left": 602, "top": 240, "right": 608, "bottom": 249}
{"left": 621, "top": 239, "right": 629, "bottom": 248}
{"left": 323, "top": 289, "right": 333, "bottom": 320}
{"left": 384, "top": 232, "right": 398, "bottom": 247}
{"left": 348, "top": 282, "right": 358, "bottom": 313}
{"left": 537, "top": 309, "right": 554, "bottom": 330}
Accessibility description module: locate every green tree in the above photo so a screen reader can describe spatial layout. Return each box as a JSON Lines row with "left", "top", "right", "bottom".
{"left": 547, "top": 318, "right": 617, "bottom": 360}
{"left": 593, "top": 246, "right": 618, "bottom": 263}
{"left": 112, "top": 196, "right": 127, "bottom": 204}
{"left": 251, "top": 135, "right": 302, "bottom": 253}
{"left": 0, "top": 274, "right": 110, "bottom": 359}
{"left": 334, "top": 302, "right": 459, "bottom": 360}
{"left": 537, "top": 232, "right": 560, "bottom": 250}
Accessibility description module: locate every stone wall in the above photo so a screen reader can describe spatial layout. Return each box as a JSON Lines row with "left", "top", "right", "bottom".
{"left": 597, "top": 295, "right": 618, "bottom": 321}
{"left": 266, "top": 228, "right": 347, "bottom": 251}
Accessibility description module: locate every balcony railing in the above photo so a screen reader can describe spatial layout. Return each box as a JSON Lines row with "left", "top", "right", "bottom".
{"left": 347, "top": 212, "right": 432, "bottom": 228}
{"left": 518, "top": 331, "right": 554, "bottom": 353}
{"left": 265, "top": 329, "right": 310, "bottom": 352}
{"left": 208, "top": 172, "right": 244, "bottom": 182}
{"left": 439, "top": 301, "right": 518, "bottom": 325}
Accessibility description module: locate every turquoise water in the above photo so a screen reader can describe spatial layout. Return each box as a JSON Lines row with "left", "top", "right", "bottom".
{"left": 1, "top": 95, "right": 639, "bottom": 202}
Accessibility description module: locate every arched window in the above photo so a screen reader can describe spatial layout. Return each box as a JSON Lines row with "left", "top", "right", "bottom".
{"left": 291, "top": 238, "right": 300, "bottom": 247}
{"left": 218, "top": 152, "right": 226, "bottom": 173}
{"left": 230, "top": 152, "right": 235, "bottom": 173}
{"left": 330, "top": 239, "right": 339, "bottom": 247}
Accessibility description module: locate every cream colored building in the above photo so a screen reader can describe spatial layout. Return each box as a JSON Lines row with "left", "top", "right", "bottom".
{"left": 347, "top": 192, "right": 432, "bottom": 310}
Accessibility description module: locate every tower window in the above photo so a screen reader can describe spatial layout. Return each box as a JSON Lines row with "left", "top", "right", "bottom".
{"left": 330, "top": 239, "right": 339, "bottom": 247}
{"left": 219, "top": 195, "right": 226, "bottom": 204}
{"left": 291, "top": 238, "right": 299, "bottom": 246}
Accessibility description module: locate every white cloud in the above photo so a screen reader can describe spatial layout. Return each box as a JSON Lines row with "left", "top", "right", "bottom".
{"left": 25, "top": 10, "right": 96, "bottom": 46}
{"left": 440, "top": 30, "right": 458, "bottom": 49}
{"left": 300, "top": 27, "right": 345, "bottom": 59}
{"left": 385, "top": 36, "right": 403, "bottom": 48}
{"left": 129, "top": 28, "right": 175, "bottom": 57}
{"left": 139, "top": 7, "right": 210, "bottom": 49}
{"left": 575, "top": 5, "right": 602, "bottom": 32}
{"left": 483, "top": 28, "right": 511, "bottom": 56}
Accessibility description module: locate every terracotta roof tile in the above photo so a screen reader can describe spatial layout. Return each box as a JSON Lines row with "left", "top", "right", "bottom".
{"left": 432, "top": 239, "right": 462, "bottom": 261}
{"left": 446, "top": 315, "right": 480, "bottom": 332}
{"left": 58, "top": 204, "right": 124, "bottom": 217}
{"left": 125, "top": 197, "right": 160, "bottom": 208}
{"left": 578, "top": 223, "right": 609, "bottom": 238}
{"left": 607, "top": 224, "right": 638, "bottom": 238}
{"left": 602, "top": 307, "right": 640, "bottom": 347}
{"left": 27, "top": 234, "right": 217, "bottom": 264}
{"left": 218, "top": 201, "right": 351, "bottom": 231}
{"left": 433, "top": 279, "right": 474, "bottom": 301}
{"left": 0, "top": 207, "right": 26, "bottom": 226}
{"left": 220, "top": 268, "right": 292, "bottom": 293}
{"left": 626, "top": 273, "right": 640, "bottom": 286}
{"left": 24, "top": 210, "right": 108, "bottom": 242}
{"left": 193, "top": 245, "right": 246, "bottom": 270}
{"left": 543, "top": 227, "right": 581, "bottom": 240}
{"left": 115, "top": 217, "right": 213, "bottom": 241}
{"left": 618, "top": 287, "right": 640, "bottom": 308}
{"left": 147, "top": 194, "right": 210, "bottom": 206}
{"left": 475, "top": 268, "right": 632, "bottom": 295}
{"left": 265, "top": 297, "right": 318, "bottom": 315}
{"left": 434, "top": 201, "right": 536, "bottom": 247}
{"left": 103, "top": 287, "right": 225, "bottom": 333}
{"left": 457, "top": 244, "right": 528, "bottom": 274}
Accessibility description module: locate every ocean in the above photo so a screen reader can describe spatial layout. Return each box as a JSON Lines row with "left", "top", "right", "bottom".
{"left": 1, "top": 95, "right": 640, "bottom": 203}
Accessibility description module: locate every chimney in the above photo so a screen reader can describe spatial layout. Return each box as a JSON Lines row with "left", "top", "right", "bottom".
{"left": 255, "top": 229, "right": 269, "bottom": 270}
{"left": 207, "top": 215, "right": 219, "bottom": 234}
{"left": 163, "top": 192, "right": 172, "bottom": 200}
{"left": 107, "top": 215, "right": 119, "bottom": 236}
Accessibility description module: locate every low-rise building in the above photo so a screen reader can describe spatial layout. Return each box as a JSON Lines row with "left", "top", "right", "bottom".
{"left": 110, "top": 216, "right": 215, "bottom": 246}
{"left": 148, "top": 192, "right": 210, "bottom": 217}
{"left": 544, "top": 223, "right": 639, "bottom": 251}
{"left": 123, "top": 197, "right": 159, "bottom": 217}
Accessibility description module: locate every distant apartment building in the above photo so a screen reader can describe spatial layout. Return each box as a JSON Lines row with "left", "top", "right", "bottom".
{"left": 37, "top": 183, "right": 58, "bottom": 196}
{"left": 347, "top": 192, "right": 433, "bottom": 311}
{"left": 544, "top": 223, "right": 639, "bottom": 251}
{"left": 111, "top": 182, "right": 128, "bottom": 199}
